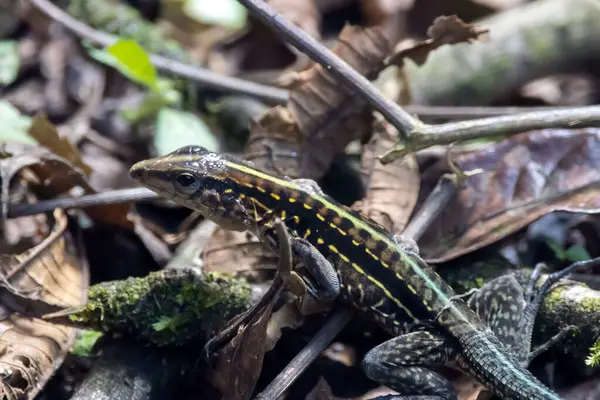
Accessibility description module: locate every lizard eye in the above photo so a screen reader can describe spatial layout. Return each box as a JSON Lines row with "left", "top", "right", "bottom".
{"left": 174, "top": 172, "right": 201, "bottom": 194}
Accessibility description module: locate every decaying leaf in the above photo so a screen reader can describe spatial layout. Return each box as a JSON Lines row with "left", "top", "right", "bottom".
{"left": 267, "top": 0, "right": 321, "bottom": 43}
{"left": 391, "top": 15, "right": 488, "bottom": 67}
{"left": 1, "top": 142, "right": 130, "bottom": 228}
{"left": 418, "top": 128, "right": 600, "bottom": 262}
{"left": 244, "top": 106, "right": 309, "bottom": 179}
{"left": 283, "top": 24, "right": 393, "bottom": 177}
{"left": 207, "top": 220, "right": 299, "bottom": 400}
{"left": 306, "top": 377, "right": 337, "bottom": 400}
{"left": 211, "top": 292, "right": 277, "bottom": 400}
{"left": 0, "top": 209, "right": 88, "bottom": 399}
{"left": 0, "top": 142, "right": 91, "bottom": 198}
{"left": 203, "top": 227, "right": 271, "bottom": 276}
{"left": 352, "top": 120, "right": 419, "bottom": 234}
{"left": 27, "top": 114, "right": 92, "bottom": 176}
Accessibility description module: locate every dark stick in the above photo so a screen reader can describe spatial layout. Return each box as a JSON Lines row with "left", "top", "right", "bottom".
{"left": 7, "top": 188, "right": 157, "bottom": 218}
{"left": 29, "top": 0, "right": 289, "bottom": 105}
{"left": 402, "top": 174, "right": 458, "bottom": 242}
{"left": 236, "top": 0, "right": 420, "bottom": 139}
{"left": 254, "top": 307, "right": 354, "bottom": 400}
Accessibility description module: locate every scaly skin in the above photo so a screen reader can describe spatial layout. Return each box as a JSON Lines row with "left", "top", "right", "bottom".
{"left": 130, "top": 145, "right": 564, "bottom": 400}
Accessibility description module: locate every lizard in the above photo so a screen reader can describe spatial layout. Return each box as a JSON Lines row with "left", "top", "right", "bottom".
{"left": 129, "top": 145, "right": 577, "bottom": 400}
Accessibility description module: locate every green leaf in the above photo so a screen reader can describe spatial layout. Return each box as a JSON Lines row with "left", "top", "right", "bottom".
{"left": 71, "top": 330, "right": 103, "bottom": 357}
{"left": 586, "top": 339, "right": 600, "bottom": 367}
{"left": 154, "top": 108, "right": 219, "bottom": 155}
{"left": 183, "top": 0, "right": 248, "bottom": 30}
{"left": 0, "top": 100, "right": 35, "bottom": 145}
{"left": 564, "top": 246, "right": 591, "bottom": 262}
{"left": 0, "top": 41, "right": 19, "bottom": 86}
{"left": 120, "top": 79, "right": 181, "bottom": 123}
{"left": 546, "top": 239, "right": 566, "bottom": 261}
{"left": 152, "top": 315, "right": 184, "bottom": 332}
{"left": 104, "top": 39, "right": 159, "bottom": 91}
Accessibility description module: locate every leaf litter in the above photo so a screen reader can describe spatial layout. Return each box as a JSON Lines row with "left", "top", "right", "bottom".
{"left": 5, "top": 0, "right": 600, "bottom": 399}
{"left": 418, "top": 128, "right": 600, "bottom": 263}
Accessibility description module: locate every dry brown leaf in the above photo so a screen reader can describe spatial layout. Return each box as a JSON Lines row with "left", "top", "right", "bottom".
{"left": 352, "top": 120, "right": 419, "bottom": 234}
{"left": 244, "top": 106, "right": 306, "bottom": 179}
{"left": 361, "top": 0, "right": 414, "bottom": 24}
{"left": 0, "top": 209, "right": 88, "bottom": 399}
{"left": 427, "top": 15, "right": 487, "bottom": 44}
{"left": 360, "top": 0, "right": 414, "bottom": 44}
{"left": 284, "top": 24, "right": 393, "bottom": 177}
{"left": 418, "top": 128, "right": 600, "bottom": 263}
{"left": 27, "top": 114, "right": 92, "bottom": 176}
{"left": 1, "top": 142, "right": 131, "bottom": 229}
{"left": 391, "top": 15, "right": 488, "bottom": 67}
{"left": 306, "top": 377, "right": 338, "bottom": 400}
{"left": 203, "top": 228, "right": 272, "bottom": 277}
{"left": 211, "top": 285, "right": 278, "bottom": 400}
{"left": 1, "top": 142, "right": 92, "bottom": 200}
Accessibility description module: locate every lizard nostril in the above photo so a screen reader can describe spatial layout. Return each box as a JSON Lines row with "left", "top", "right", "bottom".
{"left": 129, "top": 164, "right": 145, "bottom": 181}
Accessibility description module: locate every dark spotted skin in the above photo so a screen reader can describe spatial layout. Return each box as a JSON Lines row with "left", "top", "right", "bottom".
{"left": 130, "top": 145, "right": 566, "bottom": 400}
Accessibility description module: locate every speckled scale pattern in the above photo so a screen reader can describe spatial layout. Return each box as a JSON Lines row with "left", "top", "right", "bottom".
{"left": 130, "top": 146, "right": 566, "bottom": 400}
{"left": 458, "top": 331, "right": 559, "bottom": 400}
{"left": 466, "top": 275, "right": 528, "bottom": 361}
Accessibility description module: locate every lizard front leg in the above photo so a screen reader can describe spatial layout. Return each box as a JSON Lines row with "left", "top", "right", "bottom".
{"left": 291, "top": 237, "right": 341, "bottom": 302}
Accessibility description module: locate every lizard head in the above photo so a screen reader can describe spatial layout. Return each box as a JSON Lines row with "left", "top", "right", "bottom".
{"left": 129, "top": 145, "right": 257, "bottom": 232}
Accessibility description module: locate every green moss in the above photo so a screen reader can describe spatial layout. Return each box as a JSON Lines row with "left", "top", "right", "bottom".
{"left": 69, "top": 268, "right": 251, "bottom": 346}
{"left": 71, "top": 330, "right": 103, "bottom": 357}
{"left": 586, "top": 339, "right": 600, "bottom": 367}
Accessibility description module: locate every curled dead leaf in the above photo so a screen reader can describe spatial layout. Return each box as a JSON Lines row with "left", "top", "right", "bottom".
{"left": 284, "top": 24, "right": 393, "bottom": 177}
{"left": 211, "top": 296, "right": 275, "bottom": 400}
{"left": 391, "top": 15, "right": 488, "bottom": 67}
{"left": 306, "top": 377, "right": 337, "bottom": 400}
{"left": 418, "top": 128, "right": 600, "bottom": 262}
{"left": 27, "top": 114, "right": 91, "bottom": 176}
{"left": 0, "top": 209, "right": 88, "bottom": 399}
{"left": 427, "top": 15, "right": 489, "bottom": 45}
{"left": 352, "top": 120, "right": 419, "bottom": 234}
{"left": 1, "top": 142, "right": 130, "bottom": 228}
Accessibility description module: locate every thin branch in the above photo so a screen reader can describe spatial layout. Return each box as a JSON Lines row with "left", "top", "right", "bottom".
{"left": 30, "top": 0, "right": 600, "bottom": 165}
{"left": 29, "top": 0, "right": 289, "bottom": 105}
{"left": 7, "top": 188, "right": 157, "bottom": 218}
{"left": 255, "top": 307, "right": 354, "bottom": 399}
{"left": 380, "top": 106, "right": 600, "bottom": 162}
{"left": 236, "top": 0, "right": 422, "bottom": 139}
{"left": 404, "top": 105, "right": 578, "bottom": 120}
